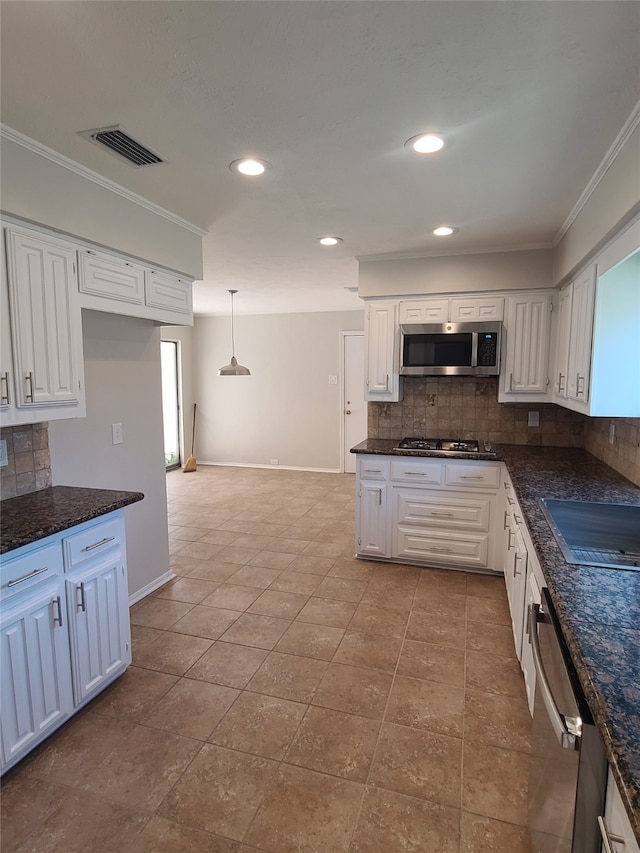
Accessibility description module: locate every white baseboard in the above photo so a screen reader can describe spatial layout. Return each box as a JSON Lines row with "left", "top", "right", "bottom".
{"left": 129, "top": 570, "right": 176, "bottom": 606}
{"left": 198, "top": 461, "right": 343, "bottom": 474}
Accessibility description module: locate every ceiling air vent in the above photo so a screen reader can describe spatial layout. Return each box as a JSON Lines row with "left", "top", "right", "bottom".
{"left": 80, "top": 125, "right": 164, "bottom": 167}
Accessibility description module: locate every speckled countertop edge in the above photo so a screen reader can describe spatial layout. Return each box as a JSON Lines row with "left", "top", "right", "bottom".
{"left": 0, "top": 486, "right": 145, "bottom": 554}
{"left": 352, "top": 439, "right": 640, "bottom": 839}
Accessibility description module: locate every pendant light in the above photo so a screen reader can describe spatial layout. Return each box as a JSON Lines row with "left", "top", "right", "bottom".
{"left": 218, "top": 289, "right": 251, "bottom": 375}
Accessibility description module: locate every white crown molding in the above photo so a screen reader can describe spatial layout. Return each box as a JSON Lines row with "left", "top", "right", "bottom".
{"left": 554, "top": 100, "right": 640, "bottom": 246}
{"left": 357, "top": 242, "right": 553, "bottom": 263}
{"left": 0, "top": 124, "right": 207, "bottom": 237}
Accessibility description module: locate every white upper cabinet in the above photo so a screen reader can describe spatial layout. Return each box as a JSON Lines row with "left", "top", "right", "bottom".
{"left": 399, "top": 296, "right": 504, "bottom": 324}
{"left": 3, "top": 226, "right": 86, "bottom": 424}
{"left": 78, "top": 249, "right": 145, "bottom": 305}
{"left": 499, "top": 292, "right": 552, "bottom": 401}
{"left": 553, "top": 265, "right": 596, "bottom": 408}
{"left": 365, "top": 301, "right": 402, "bottom": 401}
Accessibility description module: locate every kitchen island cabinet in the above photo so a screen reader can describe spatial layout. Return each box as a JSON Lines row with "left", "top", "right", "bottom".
{"left": 0, "top": 486, "right": 143, "bottom": 774}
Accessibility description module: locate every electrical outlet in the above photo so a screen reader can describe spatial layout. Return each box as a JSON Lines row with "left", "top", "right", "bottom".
{"left": 0, "top": 439, "right": 7, "bottom": 467}
{"left": 112, "top": 423, "right": 123, "bottom": 445}
{"left": 527, "top": 411, "right": 540, "bottom": 428}
{"left": 609, "top": 423, "right": 616, "bottom": 445}
{"left": 270, "top": 458, "right": 278, "bottom": 465}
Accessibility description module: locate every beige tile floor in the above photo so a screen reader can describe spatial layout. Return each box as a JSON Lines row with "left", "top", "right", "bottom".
{"left": 1, "top": 466, "right": 532, "bottom": 852}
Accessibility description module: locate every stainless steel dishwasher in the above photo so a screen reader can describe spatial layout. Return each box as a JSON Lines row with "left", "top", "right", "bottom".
{"left": 528, "top": 588, "right": 608, "bottom": 853}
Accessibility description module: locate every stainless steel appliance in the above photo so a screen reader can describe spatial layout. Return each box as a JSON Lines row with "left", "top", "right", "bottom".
{"left": 528, "top": 588, "right": 608, "bottom": 853}
{"left": 393, "top": 437, "right": 493, "bottom": 453}
{"left": 539, "top": 499, "right": 640, "bottom": 571}
{"left": 400, "top": 321, "right": 502, "bottom": 376}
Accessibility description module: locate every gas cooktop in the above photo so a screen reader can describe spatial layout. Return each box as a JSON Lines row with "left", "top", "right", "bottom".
{"left": 393, "top": 437, "right": 492, "bottom": 453}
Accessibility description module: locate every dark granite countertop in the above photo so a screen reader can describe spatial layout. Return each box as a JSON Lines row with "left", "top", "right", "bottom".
{"left": 350, "top": 437, "right": 500, "bottom": 462}
{"left": 0, "top": 486, "right": 144, "bottom": 554}
{"left": 352, "top": 439, "right": 640, "bottom": 840}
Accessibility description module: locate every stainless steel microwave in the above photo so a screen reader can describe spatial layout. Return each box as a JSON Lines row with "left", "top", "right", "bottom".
{"left": 400, "top": 321, "right": 502, "bottom": 376}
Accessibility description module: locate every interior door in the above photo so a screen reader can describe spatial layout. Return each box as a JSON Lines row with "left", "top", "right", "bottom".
{"left": 343, "top": 332, "right": 366, "bottom": 473}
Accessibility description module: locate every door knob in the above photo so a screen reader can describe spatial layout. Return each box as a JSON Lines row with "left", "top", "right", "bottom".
{"left": 346, "top": 410, "right": 351, "bottom": 415}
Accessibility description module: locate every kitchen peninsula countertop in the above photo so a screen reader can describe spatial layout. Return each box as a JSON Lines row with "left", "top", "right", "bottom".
{"left": 352, "top": 439, "right": 640, "bottom": 840}
{"left": 0, "top": 485, "right": 144, "bottom": 554}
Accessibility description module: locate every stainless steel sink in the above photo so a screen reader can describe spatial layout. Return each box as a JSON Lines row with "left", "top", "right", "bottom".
{"left": 539, "top": 498, "right": 640, "bottom": 571}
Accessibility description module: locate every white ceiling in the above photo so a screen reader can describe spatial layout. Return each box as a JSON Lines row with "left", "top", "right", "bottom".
{"left": 1, "top": 1, "right": 639, "bottom": 316}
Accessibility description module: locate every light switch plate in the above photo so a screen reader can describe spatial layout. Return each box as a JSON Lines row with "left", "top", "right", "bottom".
{"left": 527, "top": 411, "right": 540, "bottom": 427}
{"left": 0, "top": 439, "right": 7, "bottom": 467}
{"left": 112, "top": 423, "right": 123, "bottom": 445}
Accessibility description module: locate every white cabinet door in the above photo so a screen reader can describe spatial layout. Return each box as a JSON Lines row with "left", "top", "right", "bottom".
{"left": 553, "top": 283, "right": 573, "bottom": 398}
{"left": 398, "top": 299, "right": 449, "bottom": 323}
{"left": 144, "top": 269, "right": 192, "bottom": 315}
{"left": 449, "top": 296, "right": 504, "bottom": 322}
{"left": 365, "top": 301, "right": 402, "bottom": 401}
{"left": 500, "top": 293, "right": 552, "bottom": 400}
{"left": 566, "top": 266, "right": 595, "bottom": 403}
{"left": 78, "top": 249, "right": 144, "bottom": 304}
{"left": 0, "top": 236, "right": 15, "bottom": 420}
{"left": 66, "top": 555, "right": 131, "bottom": 705}
{"left": 0, "top": 585, "right": 73, "bottom": 769}
{"left": 5, "top": 228, "right": 84, "bottom": 411}
{"left": 357, "top": 481, "right": 389, "bottom": 557}
{"left": 601, "top": 767, "right": 640, "bottom": 853}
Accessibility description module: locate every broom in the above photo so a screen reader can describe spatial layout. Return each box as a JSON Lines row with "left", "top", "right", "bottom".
{"left": 183, "top": 403, "right": 197, "bottom": 472}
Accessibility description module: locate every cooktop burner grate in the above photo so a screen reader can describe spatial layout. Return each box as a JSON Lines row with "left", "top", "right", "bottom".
{"left": 394, "top": 437, "right": 487, "bottom": 452}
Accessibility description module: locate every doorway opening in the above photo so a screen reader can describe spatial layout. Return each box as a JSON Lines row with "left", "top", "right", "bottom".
{"left": 161, "top": 340, "right": 181, "bottom": 470}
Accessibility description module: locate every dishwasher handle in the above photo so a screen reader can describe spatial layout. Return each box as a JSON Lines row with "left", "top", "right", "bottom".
{"left": 528, "top": 602, "right": 581, "bottom": 751}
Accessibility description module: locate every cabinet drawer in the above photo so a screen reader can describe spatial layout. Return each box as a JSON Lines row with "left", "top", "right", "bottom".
{"left": 449, "top": 297, "right": 504, "bottom": 321}
{"left": 145, "top": 270, "right": 192, "bottom": 314}
{"left": 396, "top": 528, "right": 489, "bottom": 568}
{"left": 62, "top": 517, "right": 123, "bottom": 571}
{"left": 358, "top": 457, "right": 389, "bottom": 480}
{"left": 398, "top": 299, "right": 449, "bottom": 323}
{"left": 78, "top": 250, "right": 144, "bottom": 305}
{"left": 390, "top": 459, "right": 443, "bottom": 485}
{"left": 1, "top": 542, "right": 62, "bottom": 604}
{"left": 395, "top": 490, "right": 490, "bottom": 532}
{"left": 445, "top": 463, "right": 500, "bottom": 490}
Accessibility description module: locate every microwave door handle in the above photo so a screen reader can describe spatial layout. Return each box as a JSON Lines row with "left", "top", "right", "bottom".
{"left": 528, "top": 603, "right": 580, "bottom": 750}
{"left": 471, "top": 332, "right": 478, "bottom": 367}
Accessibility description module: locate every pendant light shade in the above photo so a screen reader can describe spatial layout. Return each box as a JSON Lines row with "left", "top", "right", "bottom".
{"left": 218, "top": 289, "right": 251, "bottom": 376}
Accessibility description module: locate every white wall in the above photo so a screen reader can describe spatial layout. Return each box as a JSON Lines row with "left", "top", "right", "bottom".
{"left": 49, "top": 311, "right": 171, "bottom": 600}
{"left": 358, "top": 248, "right": 553, "bottom": 298}
{"left": 553, "top": 123, "right": 640, "bottom": 284}
{"left": 194, "top": 310, "right": 364, "bottom": 470}
{"left": 0, "top": 133, "right": 203, "bottom": 279}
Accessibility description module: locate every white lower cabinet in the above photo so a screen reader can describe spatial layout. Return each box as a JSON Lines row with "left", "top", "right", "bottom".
{"left": 355, "top": 455, "right": 502, "bottom": 571}
{"left": 0, "top": 511, "right": 131, "bottom": 773}
{"left": 600, "top": 767, "right": 640, "bottom": 853}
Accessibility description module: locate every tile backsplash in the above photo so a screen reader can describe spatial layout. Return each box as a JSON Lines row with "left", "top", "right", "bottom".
{"left": 584, "top": 417, "right": 640, "bottom": 487}
{"left": 0, "top": 423, "right": 52, "bottom": 500}
{"left": 368, "top": 377, "right": 586, "bottom": 447}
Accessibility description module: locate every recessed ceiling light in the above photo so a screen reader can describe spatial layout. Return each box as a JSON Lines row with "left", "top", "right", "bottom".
{"left": 433, "top": 226, "right": 458, "bottom": 237}
{"left": 405, "top": 133, "right": 446, "bottom": 154}
{"left": 229, "top": 158, "right": 269, "bottom": 176}
{"left": 319, "top": 236, "right": 343, "bottom": 246}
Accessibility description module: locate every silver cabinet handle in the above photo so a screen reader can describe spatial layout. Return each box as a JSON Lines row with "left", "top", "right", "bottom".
{"left": 576, "top": 374, "right": 585, "bottom": 396}
{"left": 376, "top": 488, "right": 382, "bottom": 506}
{"left": 77, "top": 582, "right": 87, "bottom": 612}
{"left": 509, "top": 372, "right": 514, "bottom": 391}
{"left": 385, "top": 374, "right": 389, "bottom": 391}
{"left": 25, "top": 371, "right": 34, "bottom": 402}
{"left": 7, "top": 566, "right": 48, "bottom": 587}
{"left": 514, "top": 513, "right": 522, "bottom": 524}
{"left": 1, "top": 371, "right": 10, "bottom": 405}
{"left": 52, "top": 595, "right": 63, "bottom": 627}
{"left": 430, "top": 546, "right": 452, "bottom": 553}
{"left": 430, "top": 510, "right": 454, "bottom": 517}
{"left": 528, "top": 603, "right": 581, "bottom": 750}
{"left": 82, "top": 536, "right": 115, "bottom": 552}
{"left": 514, "top": 552, "right": 523, "bottom": 576}
{"left": 597, "top": 816, "right": 625, "bottom": 853}
{"left": 404, "top": 471, "right": 430, "bottom": 476}
{"left": 558, "top": 372, "right": 565, "bottom": 392}
{"left": 459, "top": 475, "right": 483, "bottom": 480}
{"left": 507, "top": 529, "right": 514, "bottom": 551}
{"left": 503, "top": 510, "right": 509, "bottom": 530}
{"left": 506, "top": 495, "right": 515, "bottom": 505}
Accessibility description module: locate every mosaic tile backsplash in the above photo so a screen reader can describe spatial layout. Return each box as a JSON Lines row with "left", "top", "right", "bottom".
{"left": 584, "top": 416, "right": 640, "bottom": 488}
{"left": 0, "top": 423, "right": 52, "bottom": 500}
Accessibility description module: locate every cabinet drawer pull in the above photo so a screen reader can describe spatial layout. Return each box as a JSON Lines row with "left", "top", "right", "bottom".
{"left": 509, "top": 372, "right": 514, "bottom": 391}
{"left": 514, "top": 552, "right": 523, "bottom": 576}
{"left": 430, "top": 546, "right": 452, "bottom": 553}
{"left": 77, "top": 582, "right": 87, "bottom": 612}
{"left": 1, "top": 371, "right": 10, "bottom": 405}
{"left": 513, "top": 513, "right": 523, "bottom": 524}
{"left": 503, "top": 510, "right": 509, "bottom": 530}
{"left": 459, "top": 475, "right": 483, "bottom": 480}
{"left": 597, "top": 816, "right": 625, "bottom": 853}
{"left": 430, "top": 511, "right": 454, "bottom": 517}
{"left": 25, "top": 371, "right": 34, "bottom": 402}
{"left": 507, "top": 530, "right": 514, "bottom": 551}
{"left": 576, "top": 374, "right": 585, "bottom": 396}
{"left": 7, "top": 566, "right": 48, "bottom": 587}
{"left": 404, "top": 471, "right": 429, "bottom": 476}
{"left": 52, "top": 595, "right": 63, "bottom": 627}
{"left": 558, "top": 372, "right": 565, "bottom": 392}
{"left": 82, "top": 536, "right": 115, "bottom": 553}
{"left": 367, "top": 469, "right": 382, "bottom": 474}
